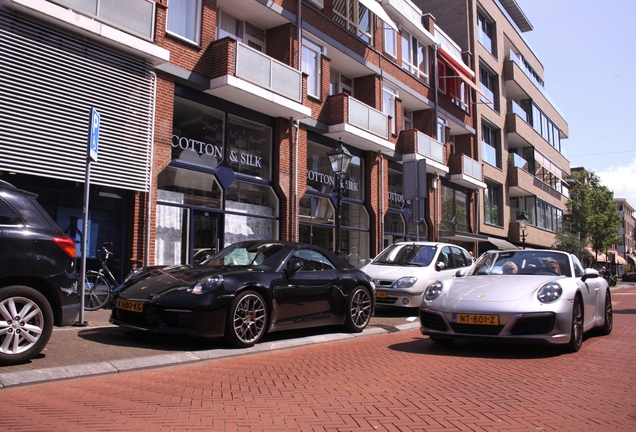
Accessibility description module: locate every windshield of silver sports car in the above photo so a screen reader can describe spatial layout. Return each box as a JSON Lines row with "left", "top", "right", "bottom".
{"left": 470, "top": 250, "right": 571, "bottom": 277}
{"left": 371, "top": 244, "right": 436, "bottom": 266}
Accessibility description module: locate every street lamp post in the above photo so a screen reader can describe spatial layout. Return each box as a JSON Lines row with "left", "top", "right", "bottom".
{"left": 327, "top": 139, "right": 353, "bottom": 256}
{"left": 517, "top": 211, "right": 529, "bottom": 249}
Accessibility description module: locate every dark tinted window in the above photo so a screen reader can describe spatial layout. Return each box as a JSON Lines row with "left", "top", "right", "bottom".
{"left": 451, "top": 246, "right": 469, "bottom": 268}
{"left": 438, "top": 246, "right": 452, "bottom": 269}
{"left": 294, "top": 249, "right": 336, "bottom": 271}
{"left": 0, "top": 199, "right": 22, "bottom": 225}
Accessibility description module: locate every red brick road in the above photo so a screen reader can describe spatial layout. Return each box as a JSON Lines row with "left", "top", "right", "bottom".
{"left": 1, "top": 288, "right": 635, "bottom": 431}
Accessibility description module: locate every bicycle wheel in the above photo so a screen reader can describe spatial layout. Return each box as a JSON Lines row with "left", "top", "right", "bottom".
{"left": 84, "top": 273, "right": 112, "bottom": 311}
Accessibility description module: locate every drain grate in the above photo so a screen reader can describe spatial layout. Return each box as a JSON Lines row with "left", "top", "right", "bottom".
{"left": 371, "top": 324, "right": 400, "bottom": 333}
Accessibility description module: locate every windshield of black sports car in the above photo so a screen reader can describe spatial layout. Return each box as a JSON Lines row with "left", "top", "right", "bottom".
{"left": 202, "top": 243, "right": 290, "bottom": 271}
{"left": 470, "top": 250, "right": 571, "bottom": 277}
{"left": 370, "top": 244, "right": 436, "bottom": 266}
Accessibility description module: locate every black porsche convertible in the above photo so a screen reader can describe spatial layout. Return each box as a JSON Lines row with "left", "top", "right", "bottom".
{"left": 110, "top": 241, "right": 376, "bottom": 347}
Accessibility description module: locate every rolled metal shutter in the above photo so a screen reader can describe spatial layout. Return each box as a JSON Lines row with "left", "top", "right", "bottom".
{"left": 0, "top": 9, "right": 154, "bottom": 192}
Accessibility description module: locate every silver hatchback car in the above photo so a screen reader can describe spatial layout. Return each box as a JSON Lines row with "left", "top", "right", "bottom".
{"left": 361, "top": 242, "right": 473, "bottom": 308}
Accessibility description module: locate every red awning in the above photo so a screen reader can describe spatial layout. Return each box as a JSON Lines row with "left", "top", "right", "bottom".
{"left": 437, "top": 48, "right": 493, "bottom": 104}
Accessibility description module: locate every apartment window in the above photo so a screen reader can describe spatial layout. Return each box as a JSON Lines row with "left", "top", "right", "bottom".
{"left": 403, "top": 108, "right": 413, "bottom": 131}
{"left": 303, "top": 39, "right": 323, "bottom": 98}
{"left": 482, "top": 122, "right": 501, "bottom": 168}
{"left": 478, "top": 10, "right": 494, "bottom": 55}
{"left": 333, "top": 0, "right": 373, "bottom": 44}
{"left": 167, "top": 0, "right": 202, "bottom": 44}
{"left": 437, "top": 117, "right": 447, "bottom": 143}
{"left": 437, "top": 60, "right": 468, "bottom": 111}
{"left": 383, "top": 85, "right": 398, "bottom": 134}
{"left": 218, "top": 11, "right": 265, "bottom": 51}
{"left": 479, "top": 64, "right": 498, "bottom": 110}
{"left": 384, "top": 27, "right": 397, "bottom": 58}
{"left": 484, "top": 182, "right": 502, "bottom": 226}
{"left": 401, "top": 31, "right": 429, "bottom": 83}
{"left": 330, "top": 70, "right": 353, "bottom": 96}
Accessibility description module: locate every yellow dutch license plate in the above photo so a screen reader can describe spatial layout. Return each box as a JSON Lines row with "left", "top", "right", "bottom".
{"left": 453, "top": 313, "right": 499, "bottom": 325}
{"left": 376, "top": 291, "right": 387, "bottom": 299}
{"left": 117, "top": 299, "right": 143, "bottom": 313}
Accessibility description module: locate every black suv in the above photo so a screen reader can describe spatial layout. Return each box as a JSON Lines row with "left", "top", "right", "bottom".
{"left": 0, "top": 180, "right": 80, "bottom": 365}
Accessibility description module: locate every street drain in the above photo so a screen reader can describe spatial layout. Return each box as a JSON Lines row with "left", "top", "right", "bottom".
{"left": 371, "top": 324, "right": 400, "bottom": 333}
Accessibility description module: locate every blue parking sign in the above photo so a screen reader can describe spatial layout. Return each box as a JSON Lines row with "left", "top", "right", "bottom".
{"left": 88, "top": 107, "right": 100, "bottom": 162}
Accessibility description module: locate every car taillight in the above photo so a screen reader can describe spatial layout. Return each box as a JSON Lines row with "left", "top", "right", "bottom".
{"left": 54, "top": 236, "right": 77, "bottom": 259}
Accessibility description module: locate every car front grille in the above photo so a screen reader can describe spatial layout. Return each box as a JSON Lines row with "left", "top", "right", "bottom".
{"left": 450, "top": 323, "right": 504, "bottom": 335}
{"left": 113, "top": 307, "right": 195, "bottom": 330}
{"left": 419, "top": 310, "right": 447, "bottom": 331}
{"left": 510, "top": 314, "right": 556, "bottom": 335}
{"left": 376, "top": 296, "right": 398, "bottom": 305}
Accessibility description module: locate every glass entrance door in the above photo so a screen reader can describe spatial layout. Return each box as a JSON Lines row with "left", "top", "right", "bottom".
{"left": 192, "top": 210, "right": 219, "bottom": 263}
{"left": 156, "top": 205, "right": 220, "bottom": 266}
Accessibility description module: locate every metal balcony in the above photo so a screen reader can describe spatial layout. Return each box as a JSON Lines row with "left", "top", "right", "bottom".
{"left": 449, "top": 154, "right": 486, "bottom": 189}
{"left": 206, "top": 39, "right": 311, "bottom": 120}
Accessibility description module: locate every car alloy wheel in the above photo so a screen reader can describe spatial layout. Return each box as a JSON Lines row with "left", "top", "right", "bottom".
{"left": 344, "top": 286, "right": 372, "bottom": 332}
{"left": 566, "top": 296, "right": 583, "bottom": 353}
{"left": 600, "top": 289, "right": 613, "bottom": 336}
{"left": 225, "top": 291, "right": 267, "bottom": 348}
{"left": 0, "top": 286, "right": 54, "bottom": 365}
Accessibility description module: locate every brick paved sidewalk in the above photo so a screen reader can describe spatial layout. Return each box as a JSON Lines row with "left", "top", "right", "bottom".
{"left": 0, "top": 286, "right": 634, "bottom": 431}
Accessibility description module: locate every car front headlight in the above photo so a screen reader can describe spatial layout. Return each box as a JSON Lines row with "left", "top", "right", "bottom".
{"left": 424, "top": 281, "right": 444, "bottom": 301}
{"left": 537, "top": 282, "right": 563, "bottom": 303}
{"left": 124, "top": 267, "right": 145, "bottom": 283}
{"left": 393, "top": 276, "right": 417, "bottom": 288}
{"left": 191, "top": 275, "right": 224, "bottom": 295}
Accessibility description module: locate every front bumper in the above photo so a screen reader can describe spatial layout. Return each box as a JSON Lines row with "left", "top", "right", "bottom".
{"left": 419, "top": 306, "right": 573, "bottom": 345}
{"left": 375, "top": 288, "right": 425, "bottom": 308}
{"left": 110, "top": 298, "right": 230, "bottom": 338}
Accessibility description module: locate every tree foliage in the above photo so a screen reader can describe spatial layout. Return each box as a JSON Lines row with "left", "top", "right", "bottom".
{"left": 552, "top": 229, "right": 592, "bottom": 264}
{"left": 564, "top": 170, "right": 620, "bottom": 262}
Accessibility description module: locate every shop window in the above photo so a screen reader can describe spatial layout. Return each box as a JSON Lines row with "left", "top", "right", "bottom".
{"left": 167, "top": 0, "right": 202, "bottom": 44}
{"left": 157, "top": 166, "right": 223, "bottom": 209}
{"left": 306, "top": 141, "right": 364, "bottom": 201}
{"left": 388, "top": 167, "right": 405, "bottom": 209}
{"left": 227, "top": 115, "right": 272, "bottom": 181}
{"left": 225, "top": 181, "right": 279, "bottom": 245}
{"left": 300, "top": 195, "right": 334, "bottom": 224}
{"left": 172, "top": 98, "right": 225, "bottom": 170}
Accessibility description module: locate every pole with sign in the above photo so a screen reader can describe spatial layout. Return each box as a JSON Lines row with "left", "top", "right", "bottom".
{"left": 78, "top": 107, "right": 100, "bottom": 326}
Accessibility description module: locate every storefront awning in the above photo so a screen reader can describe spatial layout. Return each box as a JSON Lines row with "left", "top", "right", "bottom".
{"left": 359, "top": 0, "right": 399, "bottom": 32}
{"left": 438, "top": 230, "right": 489, "bottom": 243}
{"left": 586, "top": 248, "right": 607, "bottom": 262}
{"left": 485, "top": 237, "right": 519, "bottom": 250}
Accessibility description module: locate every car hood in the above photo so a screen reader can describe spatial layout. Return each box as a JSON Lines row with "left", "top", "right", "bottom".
{"left": 444, "top": 275, "right": 560, "bottom": 302}
{"left": 119, "top": 265, "right": 255, "bottom": 298}
{"left": 361, "top": 263, "right": 430, "bottom": 279}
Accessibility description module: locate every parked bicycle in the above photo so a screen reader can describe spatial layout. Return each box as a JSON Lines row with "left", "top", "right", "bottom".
{"left": 84, "top": 242, "right": 119, "bottom": 311}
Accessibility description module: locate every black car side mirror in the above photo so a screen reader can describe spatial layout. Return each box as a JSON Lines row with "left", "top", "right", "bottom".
{"left": 286, "top": 257, "right": 304, "bottom": 276}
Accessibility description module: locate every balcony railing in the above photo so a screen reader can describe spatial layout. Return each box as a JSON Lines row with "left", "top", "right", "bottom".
{"left": 235, "top": 43, "right": 302, "bottom": 103}
{"left": 48, "top": 0, "right": 156, "bottom": 41}
{"left": 417, "top": 132, "right": 445, "bottom": 164}
{"left": 462, "top": 155, "right": 482, "bottom": 180}
{"left": 348, "top": 97, "right": 389, "bottom": 139}
{"left": 482, "top": 141, "right": 498, "bottom": 168}
{"left": 510, "top": 100, "right": 530, "bottom": 122}
{"left": 508, "top": 153, "right": 529, "bottom": 171}
{"left": 436, "top": 26, "right": 463, "bottom": 64}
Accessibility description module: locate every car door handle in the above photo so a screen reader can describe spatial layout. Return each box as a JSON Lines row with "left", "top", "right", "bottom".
{"left": 595, "top": 287, "right": 600, "bottom": 292}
